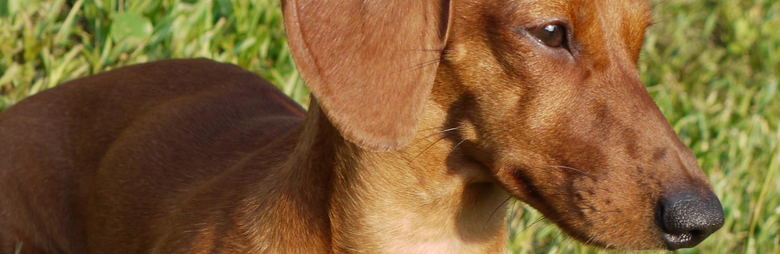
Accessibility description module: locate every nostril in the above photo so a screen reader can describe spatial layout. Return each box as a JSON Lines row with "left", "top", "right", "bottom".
{"left": 657, "top": 191, "right": 725, "bottom": 250}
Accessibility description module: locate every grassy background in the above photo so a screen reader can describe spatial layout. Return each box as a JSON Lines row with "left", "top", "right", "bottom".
{"left": 0, "top": 0, "right": 778, "bottom": 253}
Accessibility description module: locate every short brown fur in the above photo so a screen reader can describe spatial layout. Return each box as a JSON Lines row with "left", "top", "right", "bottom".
{"left": 0, "top": 0, "right": 720, "bottom": 253}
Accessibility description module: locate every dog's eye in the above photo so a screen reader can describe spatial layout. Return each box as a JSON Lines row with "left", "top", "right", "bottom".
{"left": 530, "top": 24, "right": 566, "bottom": 48}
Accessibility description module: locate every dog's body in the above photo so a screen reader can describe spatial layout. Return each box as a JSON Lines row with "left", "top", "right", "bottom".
{"left": 0, "top": 59, "right": 506, "bottom": 253}
{"left": 1, "top": 0, "right": 724, "bottom": 253}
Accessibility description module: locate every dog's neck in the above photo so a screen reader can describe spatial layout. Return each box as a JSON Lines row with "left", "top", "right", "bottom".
{"left": 288, "top": 99, "right": 509, "bottom": 253}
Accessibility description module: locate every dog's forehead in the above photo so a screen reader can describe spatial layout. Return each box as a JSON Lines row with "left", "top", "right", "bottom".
{"left": 494, "top": 0, "right": 653, "bottom": 27}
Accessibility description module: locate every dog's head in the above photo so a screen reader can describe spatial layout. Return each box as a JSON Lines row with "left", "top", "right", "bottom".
{"left": 283, "top": 0, "right": 724, "bottom": 250}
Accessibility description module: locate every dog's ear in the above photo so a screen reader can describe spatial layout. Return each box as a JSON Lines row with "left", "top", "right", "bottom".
{"left": 283, "top": 0, "right": 452, "bottom": 151}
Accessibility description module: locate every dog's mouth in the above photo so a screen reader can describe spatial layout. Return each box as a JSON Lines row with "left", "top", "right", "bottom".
{"left": 501, "top": 168, "right": 661, "bottom": 249}
{"left": 453, "top": 129, "right": 722, "bottom": 250}
{"left": 493, "top": 163, "right": 724, "bottom": 251}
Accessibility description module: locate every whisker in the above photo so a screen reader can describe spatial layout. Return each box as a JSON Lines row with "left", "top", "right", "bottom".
{"left": 546, "top": 165, "right": 595, "bottom": 180}
{"left": 571, "top": 218, "right": 606, "bottom": 249}
{"left": 410, "top": 126, "right": 462, "bottom": 161}
{"left": 412, "top": 135, "right": 448, "bottom": 161}
{"left": 447, "top": 139, "right": 467, "bottom": 157}
{"left": 506, "top": 200, "right": 523, "bottom": 229}
{"left": 523, "top": 216, "right": 547, "bottom": 233}
{"left": 400, "top": 58, "right": 443, "bottom": 73}
{"left": 562, "top": 234, "right": 578, "bottom": 251}
{"left": 584, "top": 235, "right": 597, "bottom": 246}
{"left": 418, "top": 126, "right": 461, "bottom": 141}
{"left": 549, "top": 228, "right": 572, "bottom": 252}
{"left": 484, "top": 196, "right": 512, "bottom": 229}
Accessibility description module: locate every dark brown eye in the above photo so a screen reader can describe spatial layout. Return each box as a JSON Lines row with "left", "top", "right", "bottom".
{"left": 530, "top": 24, "right": 566, "bottom": 48}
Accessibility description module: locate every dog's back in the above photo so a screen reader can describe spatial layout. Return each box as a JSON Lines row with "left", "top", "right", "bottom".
{"left": 0, "top": 59, "right": 305, "bottom": 253}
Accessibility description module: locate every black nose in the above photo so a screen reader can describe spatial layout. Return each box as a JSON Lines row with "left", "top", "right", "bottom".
{"left": 657, "top": 191, "right": 725, "bottom": 250}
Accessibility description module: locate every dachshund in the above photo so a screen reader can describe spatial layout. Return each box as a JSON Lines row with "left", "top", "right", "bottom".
{"left": 0, "top": 0, "right": 724, "bottom": 253}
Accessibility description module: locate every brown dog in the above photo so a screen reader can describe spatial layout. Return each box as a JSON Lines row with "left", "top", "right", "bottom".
{"left": 0, "top": 0, "right": 724, "bottom": 253}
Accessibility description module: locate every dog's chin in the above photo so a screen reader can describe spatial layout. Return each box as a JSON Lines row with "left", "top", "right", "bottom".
{"left": 552, "top": 221, "right": 667, "bottom": 251}
{"left": 518, "top": 204, "right": 668, "bottom": 250}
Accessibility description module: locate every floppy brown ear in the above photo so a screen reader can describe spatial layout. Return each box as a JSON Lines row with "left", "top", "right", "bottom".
{"left": 283, "top": 0, "right": 452, "bottom": 151}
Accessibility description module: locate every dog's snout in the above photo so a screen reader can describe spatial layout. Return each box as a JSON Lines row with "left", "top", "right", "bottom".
{"left": 657, "top": 191, "right": 725, "bottom": 250}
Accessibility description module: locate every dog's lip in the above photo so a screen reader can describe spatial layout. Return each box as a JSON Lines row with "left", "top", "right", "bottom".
{"left": 499, "top": 166, "right": 672, "bottom": 251}
{"left": 663, "top": 232, "right": 692, "bottom": 242}
{"left": 662, "top": 232, "right": 701, "bottom": 250}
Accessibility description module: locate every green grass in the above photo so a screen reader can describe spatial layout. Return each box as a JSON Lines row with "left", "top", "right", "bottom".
{"left": 1, "top": 0, "right": 778, "bottom": 253}
{"left": 0, "top": 0, "right": 308, "bottom": 109}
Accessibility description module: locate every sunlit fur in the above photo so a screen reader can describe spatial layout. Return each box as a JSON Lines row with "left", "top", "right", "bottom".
{"left": 0, "top": 0, "right": 718, "bottom": 253}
